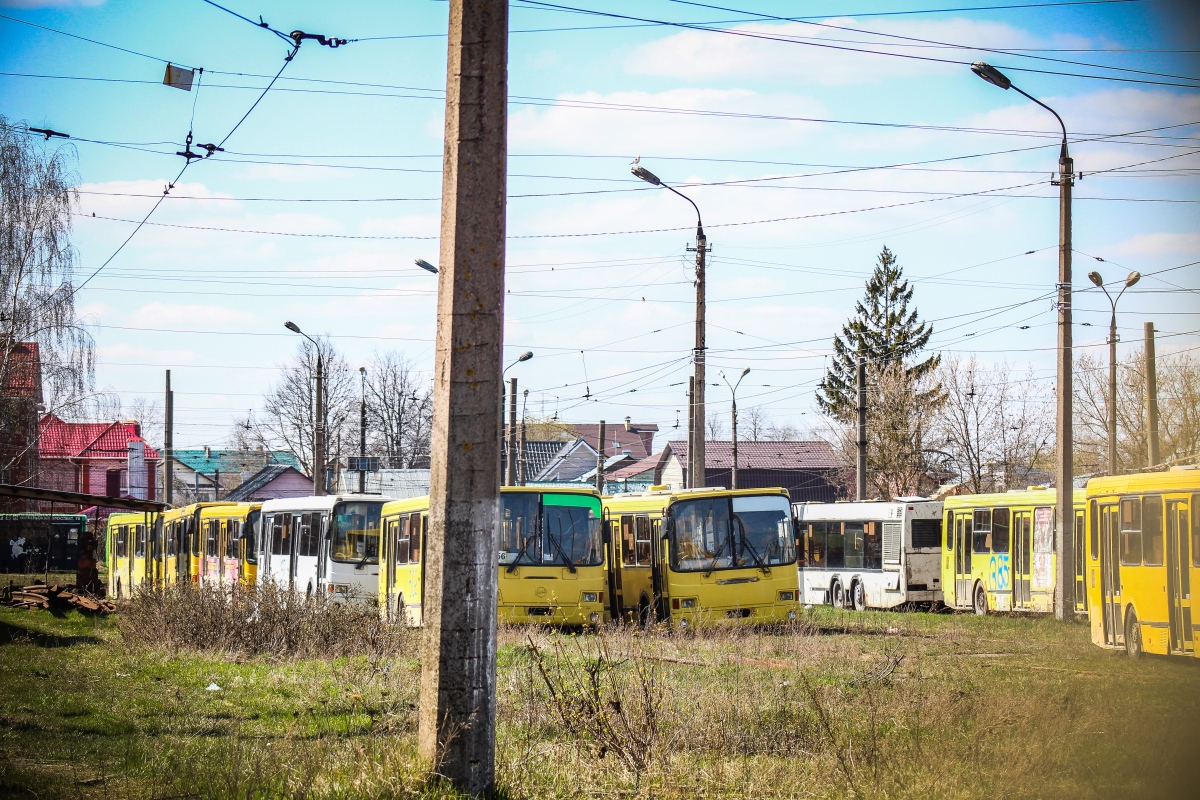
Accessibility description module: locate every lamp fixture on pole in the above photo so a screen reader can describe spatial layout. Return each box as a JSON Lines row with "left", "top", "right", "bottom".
{"left": 1088, "top": 270, "right": 1141, "bottom": 475}
{"left": 720, "top": 368, "right": 750, "bottom": 490}
{"left": 285, "top": 321, "right": 325, "bottom": 496}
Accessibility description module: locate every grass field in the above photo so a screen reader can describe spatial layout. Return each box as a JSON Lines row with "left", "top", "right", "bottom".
{"left": 0, "top": 595, "right": 1196, "bottom": 799}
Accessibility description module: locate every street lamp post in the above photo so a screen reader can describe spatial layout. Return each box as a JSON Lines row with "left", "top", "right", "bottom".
{"left": 632, "top": 162, "right": 709, "bottom": 489}
{"left": 1088, "top": 270, "right": 1141, "bottom": 474}
{"left": 720, "top": 368, "right": 750, "bottom": 490}
{"left": 972, "top": 61, "right": 1077, "bottom": 621}
{"left": 503, "top": 351, "right": 533, "bottom": 486}
{"left": 285, "top": 321, "right": 325, "bottom": 496}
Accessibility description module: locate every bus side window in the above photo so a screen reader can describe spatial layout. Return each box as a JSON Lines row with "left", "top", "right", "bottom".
{"left": 135, "top": 525, "right": 146, "bottom": 558}
{"left": 972, "top": 509, "right": 991, "bottom": 553}
{"left": 397, "top": 516, "right": 411, "bottom": 564}
{"left": 1089, "top": 500, "right": 1099, "bottom": 560}
{"left": 635, "top": 516, "right": 653, "bottom": 566}
{"left": 1142, "top": 496, "right": 1163, "bottom": 566}
{"left": 414, "top": 515, "right": 425, "bottom": 563}
{"left": 1120, "top": 497, "right": 1142, "bottom": 566}
{"left": 992, "top": 508, "right": 1010, "bottom": 554}
{"left": 228, "top": 521, "right": 240, "bottom": 559}
{"left": 808, "top": 523, "right": 826, "bottom": 568}
{"left": 621, "top": 516, "right": 636, "bottom": 566}
{"left": 945, "top": 513, "right": 953, "bottom": 550}
{"left": 271, "top": 514, "right": 289, "bottom": 556}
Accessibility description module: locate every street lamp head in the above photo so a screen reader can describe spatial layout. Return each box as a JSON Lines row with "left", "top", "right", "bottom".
{"left": 1088, "top": 271, "right": 1104, "bottom": 287}
{"left": 284, "top": 320, "right": 301, "bottom": 334}
{"left": 415, "top": 258, "right": 439, "bottom": 274}
{"left": 631, "top": 165, "right": 662, "bottom": 186}
{"left": 1125, "top": 271, "right": 1141, "bottom": 288}
{"left": 359, "top": 366, "right": 366, "bottom": 376}
{"left": 518, "top": 351, "right": 533, "bottom": 363}
{"left": 971, "top": 61, "right": 1012, "bottom": 90}
{"left": 740, "top": 367, "right": 751, "bottom": 377}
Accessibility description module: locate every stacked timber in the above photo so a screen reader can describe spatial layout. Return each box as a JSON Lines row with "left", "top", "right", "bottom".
{"left": 2, "top": 583, "right": 116, "bottom": 613}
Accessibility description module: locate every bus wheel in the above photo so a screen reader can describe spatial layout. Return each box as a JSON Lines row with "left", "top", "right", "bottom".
{"left": 639, "top": 595, "right": 653, "bottom": 627}
{"left": 830, "top": 580, "right": 845, "bottom": 609}
{"left": 1125, "top": 610, "right": 1142, "bottom": 660}
{"left": 397, "top": 594, "right": 406, "bottom": 626}
{"left": 973, "top": 583, "right": 988, "bottom": 616}
{"left": 851, "top": 581, "right": 867, "bottom": 612}
{"left": 116, "top": 577, "right": 122, "bottom": 599}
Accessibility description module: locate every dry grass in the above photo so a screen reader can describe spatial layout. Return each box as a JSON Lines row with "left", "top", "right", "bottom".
{"left": 1, "top": 601, "right": 1197, "bottom": 799}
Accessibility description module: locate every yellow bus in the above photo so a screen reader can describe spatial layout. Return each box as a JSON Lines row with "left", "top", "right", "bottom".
{"left": 197, "top": 503, "right": 262, "bottom": 589}
{"left": 942, "top": 488, "right": 1085, "bottom": 615}
{"left": 162, "top": 502, "right": 239, "bottom": 585}
{"left": 1086, "top": 467, "right": 1200, "bottom": 659}
{"left": 379, "top": 487, "right": 608, "bottom": 627}
{"left": 106, "top": 511, "right": 157, "bottom": 598}
{"left": 602, "top": 487, "right": 800, "bottom": 628}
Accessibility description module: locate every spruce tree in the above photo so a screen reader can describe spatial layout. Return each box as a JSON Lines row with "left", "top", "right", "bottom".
{"left": 816, "top": 246, "right": 939, "bottom": 422}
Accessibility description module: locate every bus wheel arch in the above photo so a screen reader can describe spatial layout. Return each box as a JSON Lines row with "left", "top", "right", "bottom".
{"left": 1124, "top": 606, "right": 1142, "bottom": 660}
{"left": 972, "top": 581, "right": 988, "bottom": 616}
{"left": 851, "top": 579, "right": 867, "bottom": 612}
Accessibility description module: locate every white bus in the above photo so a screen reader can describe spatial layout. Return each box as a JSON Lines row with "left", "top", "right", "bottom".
{"left": 793, "top": 500, "right": 943, "bottom": 610}
{"left": 258, "top": 494, "right": 389, "bottom": 602}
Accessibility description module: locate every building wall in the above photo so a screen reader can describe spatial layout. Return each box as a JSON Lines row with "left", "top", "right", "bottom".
{"left": 245, "top": 470, "right": 313, "bottom": 501}
{"left": 660, "top": 456, "right": 684, "bottom": 490}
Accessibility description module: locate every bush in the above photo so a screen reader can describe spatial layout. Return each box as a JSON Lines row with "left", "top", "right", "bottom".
{"left": 118, "top": 582, "right": 414, "bottom": 660}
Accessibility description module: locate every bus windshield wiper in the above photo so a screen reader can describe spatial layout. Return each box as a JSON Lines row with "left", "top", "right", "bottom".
{"left": 505, "top": 535, "right": 536, "bottom": 573}
{"left": 703, "top": 532, "right": 730, "bottom": 578}
{"left": 736, "top": 516, "right": 771, "bottom": 575}
{"left": 545, "top": 529, "right": 577, "bottom": 574}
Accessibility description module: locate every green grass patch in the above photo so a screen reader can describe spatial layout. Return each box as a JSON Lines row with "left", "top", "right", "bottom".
{"left": 0, "top": 601, "right": 1196, "bottom": 798}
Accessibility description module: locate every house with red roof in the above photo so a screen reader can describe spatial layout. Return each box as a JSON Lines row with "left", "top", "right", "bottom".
{"left": 37, "top": 415, "right": 161, "bottom": 510}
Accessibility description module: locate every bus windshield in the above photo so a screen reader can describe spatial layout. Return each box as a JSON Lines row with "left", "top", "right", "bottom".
{"left": 670, "top": 494, "right": 795, "bottom": 572}
{"left": 331, "top": 502, "right": 381, "bottom": 564}
{"left": 245, "top": 510, "right": 261, "bottom": 564}
{"left": 498, "top": 493, "right": 603, "bottom": 568}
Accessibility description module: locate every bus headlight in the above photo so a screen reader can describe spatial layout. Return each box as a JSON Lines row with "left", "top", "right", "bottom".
{"left": 582, "top": 592, "right": 599, "bottom": 604}
{"left": 680, "top": 598, "right": 696, "bottom": 609}
{"left": 589, "top": 612, "right": 600, "bottom": 624}
{"left": 679, "top": 618, "right": 690, "bottom": 629}
{"left": 778, "top": 591, "right": 796, "bottom": 602}
{"left": 788, "top": 610, "right": 798, "bottom": 622}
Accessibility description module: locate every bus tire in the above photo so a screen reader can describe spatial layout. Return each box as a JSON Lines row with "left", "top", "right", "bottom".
{"left": 397, "top": 594, "right": 406, "bottom": 626}
{"left": 851, "top": 581, "right": 867, "bottom": 612}
{"left": 1125, "top": 609, "right": 1142, "bottom": 660}
{"left": 639, "top": 594, "right": 653, "bottom": 626}
{"left": 116, "top": 577, "right": 122, "bottom": 599}
{"left": 830, "top": 580, "right": 845, "bottom": 609}
{"left": 973, "top": 583, "right": 988, "bottom": 616}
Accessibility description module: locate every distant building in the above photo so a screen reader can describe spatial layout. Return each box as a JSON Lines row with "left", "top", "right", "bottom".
{"left": 36, "top": 415, "right": 161, "bottom": 512}
{"left": 170, "top": 447, "right": 301, "bottom": 502}
{"left": 665, "top": 440, "right": 844, "bottom": 502}
{"left": 606, "top": 447, "right": 674, "bottom": 490}
{"left": 336, "top": 468, "right": 431, "bottom": 499}
{"left": 225, "top": 464, "right": 313, "bottom": 502}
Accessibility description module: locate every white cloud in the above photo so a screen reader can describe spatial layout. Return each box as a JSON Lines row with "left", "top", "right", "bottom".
{"left": 132, "top": 302, "right": 256, "bottom": 329}
{"left": 509, "top": 88, "right": 826, "bottom": 156}
{"left": 628, "top": 18, "right": 1090, "bottom": 86}
{"left": 1110, "top": 232, "right": 1200, "bottom": 259}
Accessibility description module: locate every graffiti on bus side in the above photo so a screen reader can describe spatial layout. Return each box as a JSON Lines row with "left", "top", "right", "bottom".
{"left": 989, "top": 554, "right": 1011, "bottom": 591}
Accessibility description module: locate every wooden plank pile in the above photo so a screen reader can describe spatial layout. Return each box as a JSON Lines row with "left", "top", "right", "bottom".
{"left": 2, "top": 583, "right": 116, "bottom": 613}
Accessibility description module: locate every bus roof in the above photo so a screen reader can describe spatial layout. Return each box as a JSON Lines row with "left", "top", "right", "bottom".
{"left": 943, "top": 487, "right": 1085, "bottom": 509}
{"left": 260, "top": 494, "right": 391, "bottom": 513}
{"left": 1086, "top": 466, "right": 1200, "bottom": 497}
{"left": 603, "top": 486, "right": 790, "bottom": 513}
{"left": 793, "top": 500, "right": 943, "bottom": 521}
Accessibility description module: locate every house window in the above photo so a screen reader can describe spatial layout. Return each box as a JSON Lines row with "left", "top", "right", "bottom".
{"left": 106, "top": 469, "right": 121, "bottom": 498}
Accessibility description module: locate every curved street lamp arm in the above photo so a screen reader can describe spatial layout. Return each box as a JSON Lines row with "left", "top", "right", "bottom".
{"left": 1011, "top": 85, "right": 1068, "bottom": 157}
{"left": 662, "top": 183, "right": 704, "bottom": 236}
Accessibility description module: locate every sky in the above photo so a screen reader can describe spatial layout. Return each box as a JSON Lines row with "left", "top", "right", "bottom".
{"left": 1, "top": 0, "right": 1197, "bottom": 454}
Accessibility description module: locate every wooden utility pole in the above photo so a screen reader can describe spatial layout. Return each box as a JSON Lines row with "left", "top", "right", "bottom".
{"left": 856, "top": 354, "right": 867, "bottom": 501}
{"left": 417, "top": 0, "right": 506, "bottom": 794}
{"left": 164, "top": 370, "right": 174, "bottom": 505}
{"left": 1145, "top": 322, "right": 1160, "bottom": 468}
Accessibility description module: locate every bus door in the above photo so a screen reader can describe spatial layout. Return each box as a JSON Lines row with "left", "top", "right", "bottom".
{"left": 603, "top": 510, "right": 620, "bottom": 621}
{"left": 651, "top": 517, "right": 667, "bottom": 622}
{"left": 1074, "top": 511, "right": 1087, "bottom": 613}
{"left": 1166, "top": 500, "right": 1193, "bottom": 655}
{"left": 1013, "top": 512, "right": 1032, "bottom": 609}
{"left": 954, "top": 513, "right": 972, "bottom": 607}
{"left": 1100, "top": 504, "right": 1122, "bottom": 646}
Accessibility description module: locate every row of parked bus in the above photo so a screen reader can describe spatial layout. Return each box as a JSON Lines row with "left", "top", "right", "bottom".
{"left": 105, "top": 465, "right": 1200, "bottom": 658}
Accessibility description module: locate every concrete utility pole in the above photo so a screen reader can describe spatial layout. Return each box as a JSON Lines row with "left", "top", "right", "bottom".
{"left": 686, "top": 377, "right": 695, "bottom": 488}
{"left": 164, "top": 370, "right": 174, "bottom": 506}
{"left": 315, "top": 352, "right": 325, "bottom": 496}
{"left": 418, "top": 0, "right": 506, "bottom": 793}
{"left": 856, "top": 354, "right": 867, "bottom": 502}
{"left": 595, "top": 420, "right": 606, "bottom": 494}
{"left": 1146, "top": 322, "right": 1160, "bottom": 468}
{"left": 1089, "top": 269, "right": 1140, "bottom": 475}
{"left": 359, "top": 367, "right": 368, "bottom": 494}
{"left": 970, "top": 61, "right": 1076, "bottom": 621}
{"left": 507, "top": 378, "right": 518, "bottom": 486}
{"left": 721, "top": 368, "right": 749, "bottom": 490}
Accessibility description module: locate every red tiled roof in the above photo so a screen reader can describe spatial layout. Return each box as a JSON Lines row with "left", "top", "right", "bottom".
{"left": 2, "top": 342, "right": 42, "bottom": 401}
{"left": 569, "top": 422, "right": 657, "bottom": 459}
{"left": 608, "top": 448, "right": 672, "bottom": 480}
{"left": 38, "top": 415, "right": 161, "bottom": 460}
{"left": 668, "top": 440, "right": 840, "bottom": 470}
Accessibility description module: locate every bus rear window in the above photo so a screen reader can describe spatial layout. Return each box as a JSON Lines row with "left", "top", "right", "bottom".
{"left": 331, "top": 502, "right": 381, "bottom": 564}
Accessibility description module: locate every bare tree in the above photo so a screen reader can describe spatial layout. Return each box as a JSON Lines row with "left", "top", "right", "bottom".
{"left": 1076, "top": 348, "right": 1200, "bottom": 473}
{"left": 933, "top": 356, "right": 1053, "bottom": 493}
{"left": 242, "top": 338, "right": 356, "bottom": 477}
{"left": 764, "top": 420, "right": 800, "bottom": 441}
{"left": 1, "top": 117, "right": 95, "bottom": 486}
{"left": 365, "top": 350, "right": 433, "bottom": 468}
{"left": 742, "top": 406, "right": 769, "bottom": 441}
{"left": 705, "top": 412, "right": 726, "bottom": 441}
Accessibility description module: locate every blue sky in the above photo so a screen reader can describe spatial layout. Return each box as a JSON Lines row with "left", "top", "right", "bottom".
{"left": 1, "top": 0, "right": 1197, "bottom": 450}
